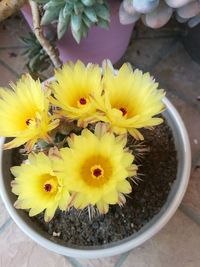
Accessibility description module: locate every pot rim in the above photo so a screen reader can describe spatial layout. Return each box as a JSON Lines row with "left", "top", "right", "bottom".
{"left": 0, "top": 96, "right": 191, "bottom": 259}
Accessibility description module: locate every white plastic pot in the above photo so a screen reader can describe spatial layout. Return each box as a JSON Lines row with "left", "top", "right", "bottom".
{"left": 0, "top": 97, "right": 191, "bottom": 259}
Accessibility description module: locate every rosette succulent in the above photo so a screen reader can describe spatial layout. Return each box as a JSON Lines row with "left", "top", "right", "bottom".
{"left": 120, "top": 0, "right": 200, "bottom": 28}
{"left": 34, "top": 0, "right": 110, "bottom": 43}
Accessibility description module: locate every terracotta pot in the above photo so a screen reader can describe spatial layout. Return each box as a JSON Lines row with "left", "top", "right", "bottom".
{"left": 21, "top": 0, "right": 134, "bottom": 64}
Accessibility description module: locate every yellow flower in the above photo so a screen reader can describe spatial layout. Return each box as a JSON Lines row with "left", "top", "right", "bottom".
{"left": 57, "top": 123, "right": 138, "bottom": 214}
{"left": 11, "top": 152, "right": 70, "bottom": 222}
{"left": 95, "top": 63, "right": 165, "bottom": 140}
{"left": 50, "top": 60, "right": 102, "bottom": 127}
{"left": 0, "top": 74, "right": 59, "bottom": 151}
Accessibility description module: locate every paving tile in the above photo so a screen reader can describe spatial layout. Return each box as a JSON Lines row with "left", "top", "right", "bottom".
{"left": 0, "top": 15, "right": 54, "bottom": 82}
{"left": 165, "top": 92, "right": 200, "bottom": 163}
{"left": 0, "top": 15, "right": 29, "bottom": 48}
{"left": 0, "top": 46, "right": 53, "bottom": 85}
{"left": 122, "top": 210, "right": 200, "bottom": 267}
{"left": 0, "top": 16, "right": 27, "bottom": 84}
{"left": 0, "top": 49, "right": 25, "bottom": 78}
{"left": 0, "top": 15, "right": 32, "bottom": 79}
{"left": 152, "top": 42, "right": 200, "bottom": 112}
{"left": 77, "top": 255, "right": 120, "bottom": 267}
{"left": 0, "top": 48, "right": 54, "bottom": 84}
{"left": 0, "top": 221, "right": 73, "bottom": 267}
{"left": 117, "top": 20, "right": 181, "bottom": 71}
{"left": 0, "top": 64, "right": 18, "bottom": 87}
{"left": 118, "top": 34, "right": 177, "bottom": 72}
{"left": 182, "top": 157, "right": 200, "bottom": 219}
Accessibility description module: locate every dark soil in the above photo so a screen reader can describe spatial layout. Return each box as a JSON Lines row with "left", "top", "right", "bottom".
{"left": 12, "top": 118, "right": 177, "bottom": 246}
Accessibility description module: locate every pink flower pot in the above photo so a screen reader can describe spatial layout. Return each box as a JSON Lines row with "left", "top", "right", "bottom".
{"left": 21, "top": 1, "right": 134, "bottom": 64}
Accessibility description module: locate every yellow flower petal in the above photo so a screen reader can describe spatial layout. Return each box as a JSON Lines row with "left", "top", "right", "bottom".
{"left": 0, "top": 74, "right": 58, "bottom": 150}
{"left": 96, "top": 200, "right": 109, "bottom": 214}
{"left": 44, "top": 202, "right": 58, "bottom": 222}
{"left": 103, "top": 190, "right": 118, "bottom": 204}
{"left": 11, "top": 152, "right": 70, "bottom": 222}
{"left": 57, "top": 125, "right": 137, "bottom": 214}
{"left": 117, "top": 180, "right": 132, "bottom": 194}
{"left": 94, "top": 63, "right": 165, "bottom": 138}
{"left": 50, "top": 60, "right": 102, "bottom": 125}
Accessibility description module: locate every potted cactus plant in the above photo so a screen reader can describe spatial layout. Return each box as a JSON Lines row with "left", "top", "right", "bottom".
{"left": 0, "top": 60, "right": 191, "bottom": 258}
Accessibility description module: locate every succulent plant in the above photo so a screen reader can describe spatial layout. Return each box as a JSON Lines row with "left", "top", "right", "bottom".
{"left": 120, "top": 0, "right": 200, "bottom": 28}
{"left": 34, "top": 0, "right": 110, "bottom": 43}
{"left": 21, "top": 32, "right": 53, "bottom": 80}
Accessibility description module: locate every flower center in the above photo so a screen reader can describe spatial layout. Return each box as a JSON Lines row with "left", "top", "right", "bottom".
{"left": 93, "top": 168, "right": 102, "bottom": 177}
{"left": 43, "top": 177, "right": 58, "bottom": 194}
{"left": 77, "top": 97, "right": 90, "bottom": 108}
{"left": 81, "top": 156, "right": 112, "bottom": 187}
{"left": 90, "top": 165, "right": 104, "bottom": 179}
{"left": 26, "top": 119, "right": 32, "bottom": 125}
{"left": 119, "top": 107, "right": 127, "bottom": 116}
{"left": 44, "top": 183, "right": 52, "bottom": 192}
{"left": 79, "top": 98, "right": 87, "bottom": 105}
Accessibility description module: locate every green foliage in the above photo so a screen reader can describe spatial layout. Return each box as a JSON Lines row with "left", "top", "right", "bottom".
{"left": 33, "top": 0, "right": 110, "bottom": 43}
{"left": 21, "top": 32, "right": 53, "bottom": 80}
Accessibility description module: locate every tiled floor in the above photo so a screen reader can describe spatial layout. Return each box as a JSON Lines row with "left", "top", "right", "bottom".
{"left": 0, "top": 13, "right": 200, "bottom": 267}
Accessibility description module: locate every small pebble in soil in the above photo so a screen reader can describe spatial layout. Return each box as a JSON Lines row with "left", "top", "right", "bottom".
{"left": 52, "top": 231, "right": 61, "bottom": 237}
{"left": 12, "top": 117, "right": 177, "bottom": 247}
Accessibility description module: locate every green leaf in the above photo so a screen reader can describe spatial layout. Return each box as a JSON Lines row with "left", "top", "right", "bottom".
{"left": 95, "top": 4, "right": 110, "bottom": 21}
{"left": 21, "top": 32, "right": 52, "bottom": 77}
{"left": 41, "top": 8, "right": 60, "bottom": 25}
{"left": 82, "top": 14, "right": 93, "bottom": 28}
{"left": 32, "top": 0, "right": 49, "bottom": 3}
{"left": 63, "top": 3, "right": 73, "bottom": 17}
{"left": 74, "top": 2, "right": 84, "bottom": 15}
{"left": 29, "top": 54, "right": 40, "bottom": 72}
{"left": 98, "top": 18, "right": 109, "bottom": 29}
{"left": 71, "top": 27, "right": 82, "bottom": 43}
{"left": 71, "top": 14, "right": 82, "bottom": 32}
{"left": 57, "top": 9, "right": 70, "bottom": 39}
{"left": 43, "top": 0, "right": 65, "bottom": 10}
{"left": 84, "top": 7, "right": 98, "bottom": 23}
{"left": 97, "top": 0, "right": 104, "bottom": 4}
{"left": 81, "top": 0, "right": 95, "bottom": 7}
{"left": 81, "top": 23, "right": 89, "bottom": 38}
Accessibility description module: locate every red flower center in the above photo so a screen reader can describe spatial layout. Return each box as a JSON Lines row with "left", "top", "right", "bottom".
{"left": 119, "top": 107, "right": 127, "bottom": 116}
{"left": 93, "top": 168, "right": 102, "bottom": 177}
{"left": 44, "top": 183, "right": 52, "bottom": 192}
{"left": 79, "top": 98, "right": 87, "bottom": 105}
{"left": 26, "top": 119, "right": 31, "bottom": 125}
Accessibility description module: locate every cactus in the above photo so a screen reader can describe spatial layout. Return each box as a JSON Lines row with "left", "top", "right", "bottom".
{"left": 120, "top": 0, "right": 200, "bottom": 28}
{"left": 34, "top": 0, "right": 110, "bottom": 43}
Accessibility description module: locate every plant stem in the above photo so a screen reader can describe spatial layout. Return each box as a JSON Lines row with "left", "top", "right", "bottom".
{"left": 0, "top": 0, "right": 26, "bottom": 22}
{"left": 29, "top": 0, "right": 62, "bottom": 69}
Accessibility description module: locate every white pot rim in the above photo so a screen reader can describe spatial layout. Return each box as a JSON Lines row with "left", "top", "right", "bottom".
{"left": 0, "top": 96, "right": 191, "bottom": 259}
